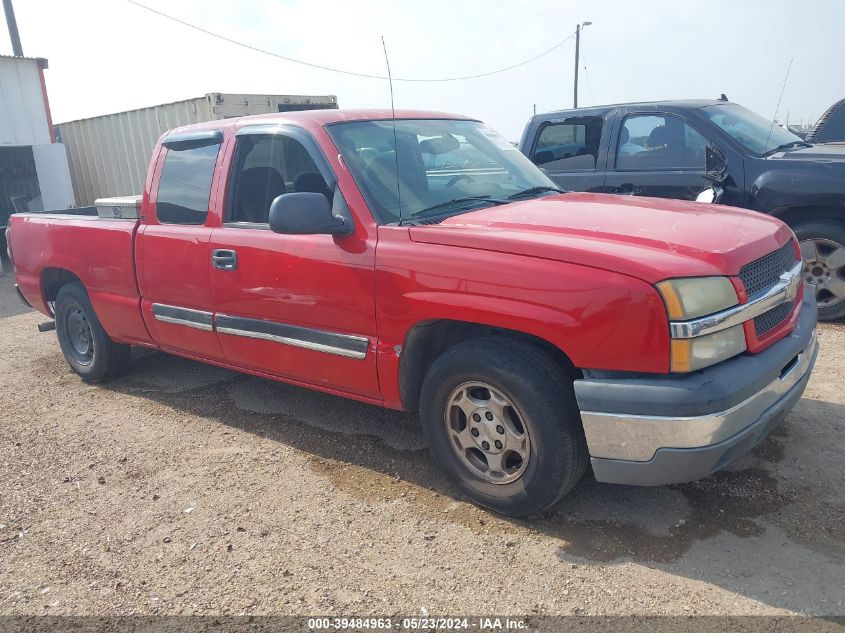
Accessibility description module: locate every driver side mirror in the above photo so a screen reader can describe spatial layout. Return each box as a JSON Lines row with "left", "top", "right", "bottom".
{"left": 268, "top": 192, "right": 353, "bottom": 236}
{"left": 705, "top": 145, "right": 728, "bottom": 183}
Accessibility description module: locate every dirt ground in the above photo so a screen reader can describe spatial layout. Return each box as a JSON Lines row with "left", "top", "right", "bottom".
{"left": 0, "top": 272, "right": 843, "bottom": 618}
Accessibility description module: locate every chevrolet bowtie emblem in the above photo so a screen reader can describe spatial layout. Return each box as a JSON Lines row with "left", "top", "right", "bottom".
{"left": 781, "top": 266, "right": 801, "bottom": 303}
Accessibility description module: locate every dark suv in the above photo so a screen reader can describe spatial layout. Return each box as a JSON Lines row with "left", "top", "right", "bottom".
{"left": 520, "top": 99, "right": 845, "bottom": 320}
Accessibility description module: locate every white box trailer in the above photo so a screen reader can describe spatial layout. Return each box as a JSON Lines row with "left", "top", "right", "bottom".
{"left": 57, "top": 93, "right": 338, "bottom": 206}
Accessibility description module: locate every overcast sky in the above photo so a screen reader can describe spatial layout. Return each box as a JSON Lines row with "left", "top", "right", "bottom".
{"left": 5, "top": 0, "right": 844, "bottom": 140}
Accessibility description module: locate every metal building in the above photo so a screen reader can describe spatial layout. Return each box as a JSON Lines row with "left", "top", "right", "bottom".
{"left": 0, "top": 54, "right": 74, "bottom": 229}
{"left": 57, "top": 93, "right": 339, "bottom": 206}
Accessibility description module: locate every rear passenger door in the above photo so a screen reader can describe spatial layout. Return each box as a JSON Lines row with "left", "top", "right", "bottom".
{"left": 526, "top": 115, "right": 607, "bottom": 192}
{"left": 136, "top": 131, "right": 225, "bottom": 361}
{"left": 603, "top": 112, "right": 711, "bottom": 200}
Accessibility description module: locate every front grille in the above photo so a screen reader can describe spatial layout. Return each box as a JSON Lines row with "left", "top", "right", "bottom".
{"left": 739, "top": 241, "right": 797, "bottom": 297}
{"left": 754, "top": 302, "right": 792, "bottom": 337}
{"left": 738, "top": 242, "right": 799, "bottom": 338}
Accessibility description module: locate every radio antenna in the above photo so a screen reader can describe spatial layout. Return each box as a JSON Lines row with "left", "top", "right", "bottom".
{"left": 764, "top": 56, "right": 793, "bottom": 154}
{"left": 381, "top": 36, "right": 403, "bottom": 226}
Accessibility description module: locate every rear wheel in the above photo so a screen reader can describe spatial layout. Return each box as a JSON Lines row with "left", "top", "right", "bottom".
{"left": 794, "top": 221, "right": 845, "bottom": 321}
{"left": 55, "top": 282, "right": 131, "bottom": 383}
{"left": 419, "top": 337, "right": 588, "bottom": 517}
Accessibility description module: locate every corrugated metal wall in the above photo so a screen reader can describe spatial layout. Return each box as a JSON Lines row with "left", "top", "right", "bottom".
{"left": 58, "top": 93, "right": 338, "bottom": 206}
{"left": 58, "top": 96, "right": 214, "bottom": 206}
{"left": 0, "top": 56, "right": 51, "bottom": 146}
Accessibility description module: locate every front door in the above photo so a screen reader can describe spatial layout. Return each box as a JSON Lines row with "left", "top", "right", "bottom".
{"left": 208, "top": 127, "right": 380, "bottom": 399}
{"left": 603, "top": 112, "right": 711, "bottom": 200}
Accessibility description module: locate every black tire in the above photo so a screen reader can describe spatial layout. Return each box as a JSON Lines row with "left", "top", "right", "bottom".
{"left": 792, "top": 220, "right": 845, "bottom": 322}
{"left": 54, "top": 282, "right": 131, "bottom": 383}
{"left": 419, "top": 337, "right": 588, "bottom": 517}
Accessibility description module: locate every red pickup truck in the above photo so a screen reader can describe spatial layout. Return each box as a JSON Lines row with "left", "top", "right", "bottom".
{"left": 6, "top": 109, "right": 818, "bottom": 517}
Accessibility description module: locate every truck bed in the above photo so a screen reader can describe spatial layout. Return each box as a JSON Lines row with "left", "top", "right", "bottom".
{"left": 8, "top": 213, "right": 153, "bottom": 346}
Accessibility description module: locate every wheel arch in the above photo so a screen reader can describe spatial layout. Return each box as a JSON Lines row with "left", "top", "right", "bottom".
{"left": 40, "top": 267, "right": 85, "bottom": 315}
{"left": 398, "top": 319, "right": 580, "bottom": 413}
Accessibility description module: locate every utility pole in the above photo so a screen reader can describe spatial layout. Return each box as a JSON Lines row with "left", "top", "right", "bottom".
{"left": 3, "top": 0, "right": 23, "bottom": 57}
{"left": 573, "top": 21, "right": 592, "bottom": 109}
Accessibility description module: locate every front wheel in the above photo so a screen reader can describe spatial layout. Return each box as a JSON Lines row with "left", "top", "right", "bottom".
{"left": 794, "top": 221, "right": 845, "bottom": 321}
{"left": 419, "top": 337, "right": 588, "bottom": 517}
{"left": 55, "top": 282, "right": 131, "bottom": 383}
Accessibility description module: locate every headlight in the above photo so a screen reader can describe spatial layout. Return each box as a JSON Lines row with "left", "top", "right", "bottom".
{"left": 657, "top": 276, "right": 745, "bottom": 372}
{"left": 656, "top": 276, "right": 738, "bottom": 320}
{"left": 670, "top": 325, "right": 746, "bottom": 372}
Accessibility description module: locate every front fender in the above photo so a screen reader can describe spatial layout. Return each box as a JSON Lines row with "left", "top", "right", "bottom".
{"left": 750, "top": 165, "right": 845, "bottom": 215}
{"left": 374, "top": 229, "right": 670, "bottom": 408}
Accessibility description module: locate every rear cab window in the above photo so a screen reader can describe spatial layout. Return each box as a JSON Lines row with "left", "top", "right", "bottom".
{"left": 156, "top": 135, "right": 222, "bottom": 225}
{"left": 530, "top": 116, "right": 604, "bottom": 171}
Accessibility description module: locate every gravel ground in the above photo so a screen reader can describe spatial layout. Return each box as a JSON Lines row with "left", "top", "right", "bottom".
{"left": 0, "top": 275, "right": 843, "bottom": 618}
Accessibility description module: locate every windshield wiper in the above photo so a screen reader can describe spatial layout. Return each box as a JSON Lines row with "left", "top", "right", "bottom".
{"left": 506, "top": 185, "right": 566, "bottom": 200}
{"left": 410, "top": 196, "right": 508, "bottom": 220}
{"left": 763, "top": 140, "right": 812, "bottom": 157}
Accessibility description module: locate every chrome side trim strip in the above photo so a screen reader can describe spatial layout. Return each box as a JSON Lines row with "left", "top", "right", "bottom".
{"left": 151, "top": 303, "right": 214, "bottom": 332}
{"left": 670, "top": 262, "right": 802, "bottom": 339}
{"left": 215, "top": 314, "right": 369, "bottom": 360}
{"left": 580, "top": 329, "right": 817, "bottom": 462}
{"left": 221, "top": 222, "right": 270, "bottom": 231}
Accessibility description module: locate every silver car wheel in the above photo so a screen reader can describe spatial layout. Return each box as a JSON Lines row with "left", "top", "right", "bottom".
{"left": 801, "top": 238, "right": 845, "bottom": 308}
{"left": 444, "top": 382, "right": 531, "bottom": 485}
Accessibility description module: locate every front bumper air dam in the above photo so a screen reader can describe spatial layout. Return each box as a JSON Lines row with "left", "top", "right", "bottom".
{"left": 575, "top": 293, "right": 818, "bottom": 486}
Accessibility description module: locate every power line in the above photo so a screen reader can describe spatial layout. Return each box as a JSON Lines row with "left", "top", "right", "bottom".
{"left": 580, "top": 51, "right": 596, "bottom": 107}
{"left": 582, "top": 64, "right": 595, "bottom": 106}
{"left": 122, "top": 0, "right": 575, "bottom": 82}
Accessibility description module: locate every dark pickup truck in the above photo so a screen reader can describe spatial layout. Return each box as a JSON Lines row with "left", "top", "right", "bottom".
{"left": 519, "top": 99, "right": 845, "bottom": 321}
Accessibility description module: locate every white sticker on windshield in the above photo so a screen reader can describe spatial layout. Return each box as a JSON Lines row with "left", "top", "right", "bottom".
{"left": 477, "top": 124, "right": 518, "bottom": 151}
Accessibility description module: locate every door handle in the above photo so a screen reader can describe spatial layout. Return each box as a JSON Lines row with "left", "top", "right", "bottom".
{"left": 211, "top": 249, "right": 238, "bottom": 271}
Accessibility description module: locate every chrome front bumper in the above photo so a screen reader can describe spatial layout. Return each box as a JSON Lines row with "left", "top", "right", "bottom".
{"left": 575, "top": 292, "right": 818, "bottom": 486}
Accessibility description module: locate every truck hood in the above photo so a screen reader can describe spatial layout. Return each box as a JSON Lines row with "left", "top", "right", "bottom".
{"left": 408, "top": 193, "right": 794, "bottom": 283}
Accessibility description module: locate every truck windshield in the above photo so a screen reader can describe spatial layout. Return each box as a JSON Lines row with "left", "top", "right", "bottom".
{"left": 327, "top": 119, "right": 557, "bottom": 224}
{"left": 701, "top": 103, "right": 806, "bottom": 156}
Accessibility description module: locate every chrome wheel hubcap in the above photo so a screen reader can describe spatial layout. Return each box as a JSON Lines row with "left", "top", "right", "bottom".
{"left": 444, "top": 382, "right": 531, "bottom": 484}
{"left": 800, "top": 238, "right": 845, "bottom": 308}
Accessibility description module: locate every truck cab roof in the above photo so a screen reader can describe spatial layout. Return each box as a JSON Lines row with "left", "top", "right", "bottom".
{"left": 164, "top": 109, "right": 475, "bottom": 138}
{"left": 530, "top": 99, "right": 727, "bottom": 121}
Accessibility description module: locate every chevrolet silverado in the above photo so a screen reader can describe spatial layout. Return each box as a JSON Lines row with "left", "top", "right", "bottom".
{"left": 6, "top": 109, "right": 818, "bottom": 516}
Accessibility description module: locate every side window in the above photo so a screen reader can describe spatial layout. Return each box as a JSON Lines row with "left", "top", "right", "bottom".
{"left": 531, "top": 116, "right": 604, "bottom": 171}
{"left": 228, "top": 134, "right": 330, "bottom": 224}
{"left": 616, "top": 114, "right": 708, "bottom": 170}
{"left": 156, "top": 143, "right": 220, "bottom": 225}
